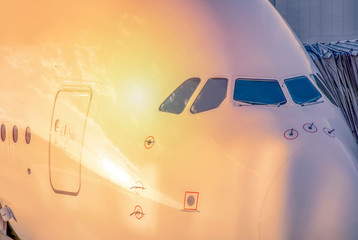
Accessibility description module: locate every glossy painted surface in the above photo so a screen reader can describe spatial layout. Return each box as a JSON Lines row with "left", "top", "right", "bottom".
{"left": 0, "top": 0, "right": 358, "bottom": 239}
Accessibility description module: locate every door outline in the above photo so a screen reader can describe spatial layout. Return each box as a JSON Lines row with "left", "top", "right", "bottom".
{"left": 48, "top": 85, "right": 92, "bottom": 196}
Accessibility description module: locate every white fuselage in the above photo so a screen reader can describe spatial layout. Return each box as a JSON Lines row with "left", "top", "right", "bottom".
{"left": 0, "top": 0, "right": 358, "bottom": 239}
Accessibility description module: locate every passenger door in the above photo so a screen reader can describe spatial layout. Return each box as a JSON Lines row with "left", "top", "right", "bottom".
{"left": 49, "top": 86, "right": 92, "bottom": 196}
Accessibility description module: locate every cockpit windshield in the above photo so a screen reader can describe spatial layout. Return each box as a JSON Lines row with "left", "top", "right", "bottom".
{"left": 310, "top": 74, "right": 337, "bottom": 106}
{"left": 159, "top": 78, "right": 200, "bottom": 114}
{"left": 233, "top": 79, "right": 287, "bottom": 105}
{"left": 190, "top": 78, "right": 228, "bottom": 114}
{"left": 284, "top": 76, "right": 322, "bottom": 105}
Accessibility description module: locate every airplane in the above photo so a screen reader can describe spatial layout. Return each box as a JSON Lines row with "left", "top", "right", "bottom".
{"left": 0, "top": 0, "right": 358, "bottom": 239}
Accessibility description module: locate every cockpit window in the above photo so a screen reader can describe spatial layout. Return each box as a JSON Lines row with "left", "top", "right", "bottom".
{"left": 310, "top": 74, "right": 337, "bottom": 106}
{"left": 190, "top": 78, "right": 228, "bottom": 114}
{"left": 233, "top": 79, "right": 287, "bottom": 105}
{"left": 159, "top": 78, "right": 200, "bottom": 114}
{"left": 284, "top": 76, "right": 322, "bottom": 105}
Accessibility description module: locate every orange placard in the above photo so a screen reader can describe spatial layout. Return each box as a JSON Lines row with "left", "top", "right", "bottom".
{"left": 184, "top": 191, "right": 199, "bottom": 211}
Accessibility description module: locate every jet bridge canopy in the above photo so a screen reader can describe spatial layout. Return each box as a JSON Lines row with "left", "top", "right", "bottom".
{"left": 305, "top": 40, "right": 358, "bottom": 142}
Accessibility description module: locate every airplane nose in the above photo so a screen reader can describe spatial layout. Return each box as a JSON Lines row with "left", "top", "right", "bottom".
{"left": 260, "top": 144, "right": 358, "bottom": 240}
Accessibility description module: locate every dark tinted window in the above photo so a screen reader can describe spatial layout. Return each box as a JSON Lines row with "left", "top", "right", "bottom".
{"left": 1, "top": 124, "right": 5, "bottom": 142}
{"left": 159, "top": 78, "right": 200, "bottom": 114}
{"left": 190, "top": 78, "right": 228, "bottom": 114}
{"left": 233, "top": 79, "right": 286, "bottom": 105}
{"left": 285, "top": 76, "right": 322, "bottom": 105}
{"left": 310, "top": 74, "right": 337, "bottom": 106}
{"left": 25, "top": 127, "right": 31, "bottom": 144}
{"left": 13, "top": 125, "right": 18, "bottom": 143}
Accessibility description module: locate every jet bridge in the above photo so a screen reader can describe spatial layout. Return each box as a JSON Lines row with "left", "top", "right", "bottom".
{"left": 305, "top": 40, "right": 358, "bottom": 142}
